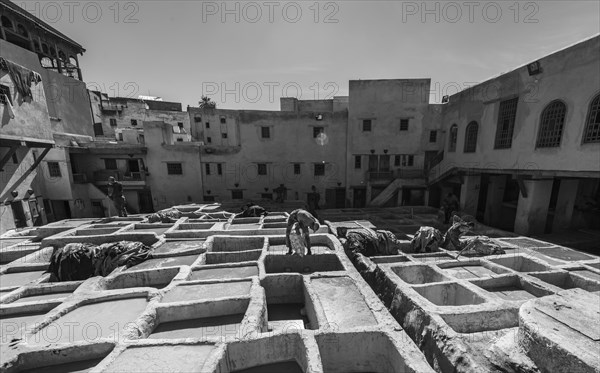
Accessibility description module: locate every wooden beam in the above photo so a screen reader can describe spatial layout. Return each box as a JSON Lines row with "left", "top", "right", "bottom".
{"left": 517, "top": 176, "right": 528, "bottom": 198}
{"left": 0, "top": 145, "right": 19, "bottom": 171}
{"left": 27, "top": 146, "right": 51, "bottom": 172}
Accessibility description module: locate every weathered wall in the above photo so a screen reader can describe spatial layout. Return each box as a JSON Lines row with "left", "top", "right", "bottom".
{"left": 433, "top": 36, "right": 600, "bottom": 177}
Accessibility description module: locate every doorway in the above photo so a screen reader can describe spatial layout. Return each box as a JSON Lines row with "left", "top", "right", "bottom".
{"left": 138, "top": 190, "right": 154, "bottom": 213}
{"left": 10, "top": 201, "right": 27, "bottom": 228}
{"left": 352, "top": 187, "right": 366, "bottom": 208}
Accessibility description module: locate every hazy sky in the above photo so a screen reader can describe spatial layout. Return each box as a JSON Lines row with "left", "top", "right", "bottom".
{"left": 18, "top": 0, "right": 600, "bottom": 110}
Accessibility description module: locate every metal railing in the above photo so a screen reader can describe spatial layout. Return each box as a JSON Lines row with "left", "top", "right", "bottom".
{"left": 72, "top": 173, "right": 88, "bottom": 184}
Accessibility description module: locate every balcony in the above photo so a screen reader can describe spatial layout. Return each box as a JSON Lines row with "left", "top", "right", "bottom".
{"left": 367, "top": 171, "right": 394, "bottom": 182}
{"left": 93, "top": 170, "right": 147, "bottom": 187}
{"left": 366, "top": 169, "right": 427, "bottom": 183}
{"left": 72, "top": 173, "right": 88, "bottom": 184}
{"left": 100, "top": 102, "right": 125, "bottom": 112}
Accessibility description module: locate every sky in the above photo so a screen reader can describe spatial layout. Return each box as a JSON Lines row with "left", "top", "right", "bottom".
{"left": 17, "top": 0, "right": 600, "bottom": 110}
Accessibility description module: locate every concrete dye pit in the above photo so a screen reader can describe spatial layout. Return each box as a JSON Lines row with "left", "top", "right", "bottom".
{"left": 1, "top": 205, "right": 599, "bottom": 373}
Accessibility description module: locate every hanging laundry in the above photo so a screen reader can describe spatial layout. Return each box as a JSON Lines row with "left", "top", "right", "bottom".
{"left": 0, "top": 57, "right": 43, "bottom": 101}
{"left": 3, "top": 94, "right": 15, "bottom": 119}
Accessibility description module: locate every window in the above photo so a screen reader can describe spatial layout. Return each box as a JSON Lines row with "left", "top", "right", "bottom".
{"left": 118, "top": 133, "right": 123, "bottom": 141}
{"left": 130, "top": 119, "right": 138, "bottom": 126}
{"left": 205, "top": 163, "right": 211, "bottom": 175}
{"left": 261, "top": 193, "right": 273, "bottom": 199}
{"left": 464, "top": 121, "right": 479, "bottom": 153}
{"left": 448, "top": 124, "right": 458, "bottom": 152}
{"left": 194, "top": 115, "right": 202, "bottom": 122}
{"left": 93, "top": 123, "right": 104, "bottom": 136}
{"left": 402, "top": 155, "right": 414, "bottom": 167}
{"left": 231, "top": 190, "right": 243, "bottom": 199}
{"left": 0, "top": 85, "right": 11, "bottom": 105}
{"left": 362, "top": 119, "right": 372, "bottom": 132}
{"left": 400, "top": 119, "right": 409, "bottom": 131}
{"left": 314, "top": 163, "right": 325, "bottom": 176}
{"left": 257, "top": 164, "right": 267, "bottom": 176}
{"left": 11, "top": 153, "right": 18, "bottom": 164}
{"left": 536, "top": 100, "right": 567, "bottom": 148}
{"left": 104, "top": 159, "right": 117, "bottom": 170}
{"left": 109, "top": 118, "right": 117, "bottom": 127}
{"left": 294, "top": 163, "right": 301, "bottom": 175}
{"left": 207, "top": 137, "right": 212, "bottom": 143}
{"left": 394, "top": 155, "right": 400, "bottom": 166}
{"left": 204, "top": 195, "right": 215, "bottom": 202}
{"left": 313, "top": 126, "right": 324, "bottom": 138}
{"left": 176, "top": 138, "right": 183, "bottom": 142}
{"left": 1, "top": 16, "right": 13, "bottom": 29}
{"left": 178, "top": 122, "right": 184, "bottom": 129}
{"left": 221, "top": 133, "right": 228, "bottom": 139}
{"left": 220, "top": 116, "right": 226, "bottom": 124}
{"left": 217, "top": 164, "right": 222, "bottom": 175}
{"left": 429, "top": 130, "right": 437, "bottom": 143}
{"left": 47, "top": 162, "right": 61, "bottom": 177}
{"left": 583, "top": 93, "right": 600, "bottom": 143}
{"left": 261, "top": 126, "right": 271, "bottom": 139}
{"left": 354, "top": 155, "right": 362, "bottom": 169}
{"left": 205, "top": 122, "right": 210, "bottom": 128}
{"left": 494, "top": 97, "right": 519, "bottom": 149}
{"left": 167, "top": 162, "right": 183, "bottom": 175}
{"left": 40, "top": 57, "right": 53, "bottom": 68}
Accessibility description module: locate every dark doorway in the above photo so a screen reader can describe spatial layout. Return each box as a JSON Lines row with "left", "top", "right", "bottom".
{"left": 138, "top": 190, "right": 154, "bottom": 213}
{"left": 544, "top": 179, "right": 561, "bottom": 234}
{"left": 334, "top": 188, "right": 346, "bottom": 208}
{"left": 10, "top": 201, "right": 27, "bottom": 228}
{"left": 91, "top": 200, "right": 105, "bottom": 217}
{"left": 353, "top": 187, "right": 366, "bottom": 208}
{"left": 476, "top": 174, "right": 490, "bottom": 222}
{"left": 28, "top": 199, "right": 43, "bottom": 226}
{"left": 52, "top": 200, "right": 72, "bottom": 220}
{"left": 128, "top": 159, "right": 140, "bottom": 173}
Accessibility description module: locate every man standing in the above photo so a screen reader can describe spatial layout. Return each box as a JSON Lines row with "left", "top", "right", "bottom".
{"left": 285, "top": 209, "right": 320, "bottom": 256}
{"left": 274, "top": 184, "right": 288, "bottom": 203}
{"left": 107, "top": 176, "right": 127, "bottom": 217}
{"left": 442, "top": 192, "right": 459, "bottom": 224}
{"left": 307, "top": 185, "right": 321, "bottom": 221}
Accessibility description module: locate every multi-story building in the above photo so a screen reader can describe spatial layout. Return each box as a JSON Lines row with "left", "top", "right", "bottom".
{"left": 429, "top": 35, "right": 600, "bottom": 235}
{"left": 0, "top": 0, "right": 91, "bottom": 232}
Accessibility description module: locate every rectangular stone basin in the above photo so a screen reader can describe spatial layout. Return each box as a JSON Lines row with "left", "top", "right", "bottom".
{"left": 233, "top": 361, "right": 303, "bottom": 373}
{"left": 530, "top": 271, "right": 600, "bottom": 292}
{"left": 205, "top": 250, "right": 262, "bottom": 265}
{"left": 107, "top": 268, "right": 179, "bottom": 290}
{"left": 154, "top": 240, "right": 205, "bottom": 254}
{"left": 211, "top": 236, "right": 265, "bottom": 252}
{"left": 149, "top": 314, "right": 244, "bottom": 340}
{"left": 178, "top": 223, "right": 215, "bottom": 230}
{"left": 262, "top": 222, "right": 288, "bottom": 229}
{"left": 370, "top": 256, "right": 410, "bottom": 265}
{"left": 391, "top": 265, "right": 450, "bottom": 284}
{"left": 310, "top": 277, "right": 377, "bottom": 327}
{"left": 473, "top": 276, "right": 553, "bottom": 301}
{"left": 438, "top": 262, "right": 508, "bottom": 279}
{"left": 128, "top": 254, "right": 199, "bottom": 270}
{"left": 570, "top": 269, "right": 600, "bottom": 282}
{"left": 133, "top": 227, "right": 171, "bottom": 235}
{"left": 160, "top": 281, "right": 252, "bottom": 303}
{"left": 228, "top": 223, "right": 261, "bottom": 230}
{"left": 411, "top": 252, "right": 454, "bottom": 262}
{"left": 267, "top": 303, "right": 308, "bottom": 331}
{"left": 532, "top": 247, "right": 595, "bottom": 262}
{"left": 413, "top": 283, "right": 487, "bottom": 306}
{"left": 489, "top": 256, "right": 550, "bottom": 272}
{"left": 316, "top": 331, "right": 416, "bottom": 373}
{"left": 264, "top": 254, "right": 344, "bottom": 274}
{"left": 29, "top": 297, "right": 148, "bottom": 345}
{"left": 103, "top": 344, "right": 216, "bottom": 372}
{"left": 1, "top": 311, "right": 48, "bottom": 342}
{"left": 75, "top": 227, "right": 121, "bottom": 236}
{"left": 20, "top": 358, "right": 105, "bottom": 373}
{"left": 190, "top": 265, "right": 258, "bottom": 281}
{"left": 231, "top": 217, "right": 261, "bottom": 225}
{"left": 13, "top": 291, "right": 72, "bottom": 303}
{"left": 0, "top": 270, "right": 46, "bottom": 289}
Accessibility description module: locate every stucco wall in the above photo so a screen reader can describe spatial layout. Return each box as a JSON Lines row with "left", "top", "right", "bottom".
{"left": 433, "top": 36, "right": 600, "bottom": 178}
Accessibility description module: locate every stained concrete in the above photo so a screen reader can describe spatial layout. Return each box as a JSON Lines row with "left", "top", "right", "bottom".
{"left": 102, "top": 344, "right": 216, "bottom": 372}
{"left": 0, "top": 271, "right": 46, "bottom": 289}
{"left": 149, "top": 314, "right": 244, "bottom": 340}
{"left": 160, "top": 281, "right": 251, "bottom": 303}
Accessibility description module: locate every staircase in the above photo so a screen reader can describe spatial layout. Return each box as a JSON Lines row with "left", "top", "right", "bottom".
{"left": 368, "top": 179, "right": 403, "bottom": 207}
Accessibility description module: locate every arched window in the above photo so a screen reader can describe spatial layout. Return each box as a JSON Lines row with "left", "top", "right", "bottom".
{"left": 583, "top": 93, "right": 600, "bottom": 143}
{"left": 58, "top": 51, "right": 66, "bottom": 61}
{"left": 33, "top": 40, "right": 40, "bottom": 52}
{"left": 448, "top": 124, "right": 458, "bottom": 152}
{"left": 40, "top": 57, "right": 53, "bottom": 68}
{"left": 16, "top": 24, "right": 28, "bottom": 37}
{"left": 464, "top": 121, "right": 479, "bottom": 153}
{"left": 69, "top": 56, "right": 78, "bottom": 67}
{"left": 41, "top": 43, "right": 49, "bottom": 54}
{"left": 1, "top": 16, "right": 13, "bottom": 29}
{"left": 536, "top": 100, "right": 567, "bottom": 148}
{"left": 49, "top": 47, "right": 56, "bottom": 57}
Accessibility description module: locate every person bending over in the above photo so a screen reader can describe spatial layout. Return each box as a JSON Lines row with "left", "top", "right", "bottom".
{"left": 285, "top": 209, "right": 320, "bottom": 256}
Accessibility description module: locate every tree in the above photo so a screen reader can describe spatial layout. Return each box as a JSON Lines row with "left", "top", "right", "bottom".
{"left": 199, "top": 96, "right": 216, "bottom": 109}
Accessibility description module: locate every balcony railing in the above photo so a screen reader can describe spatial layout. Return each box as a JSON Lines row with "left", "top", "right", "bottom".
{"left": 367, "top": 169, "right": 427, "bottom": 182}
{"left": 93, "top": 170, "right": 146, "bottom": 183}
{"left": 367, "top": 171, "right": 394, "bottom": 181}
{"left": 72, "top": 173, "right": 88, "bottom": 184}
{"left": 396, "top": 169, "right": 427, "bottom": 179}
